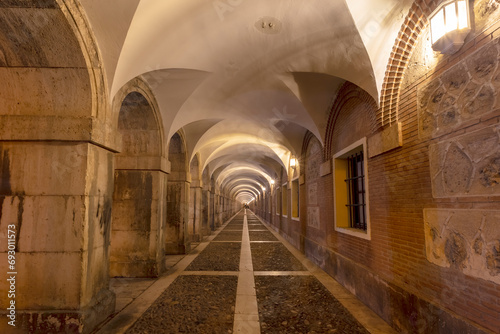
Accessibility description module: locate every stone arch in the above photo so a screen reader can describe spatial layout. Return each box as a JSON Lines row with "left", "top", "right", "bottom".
{"left": 0, "top": 1, "right": 115, "bottom": 332}
{"left": 166, "top": 131, "right": 191, "bottom": 254}
{"left": 110, "top": 83, "right": 167, "bottom": 278}
{"left": 324, "top": 82, "right": 377, "bottom": 161}
{"left": 111, "top": 77, "right": 167, "bottom": 158}
{"left": 376, "top": 0, "right": 442, "bottom": 129}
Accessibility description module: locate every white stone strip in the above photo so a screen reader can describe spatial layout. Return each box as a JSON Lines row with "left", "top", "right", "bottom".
{"left": 253, "top": 271, "right": 311, "bottom": 276}
{"left": 180, "top": 271, "right": 239, "bottom": 276}
{"left": 251, "top": 213, "right": 398, "bottom": 334}
{"left": 248, "top": 241, "right": 280, "bottom": 243}
{"left": 233, "top": 209, "right": 261, "bottom": 333}
{"left": 211, "top": 240, "right": 243, "bottom": 243}
{"left": 95, "top": 210, "right": 243, "bottom": 334}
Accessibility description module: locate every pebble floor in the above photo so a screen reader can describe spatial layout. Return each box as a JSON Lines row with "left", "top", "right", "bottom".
{"left": 96, "top": 210, "right": 396, "bottom": 334}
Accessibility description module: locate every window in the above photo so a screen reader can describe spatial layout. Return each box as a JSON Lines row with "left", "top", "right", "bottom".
{"left": 291, "top": 178, "right": 299, "bottom": 219}
{"left": 333, "top": 138, "right": 370, "bottom": 239}
{"left": 268, "top": 192, "right": 272, "bottom": 214}
{"left": 345, "top": 152, "right": 366, "bottom": 230}
{"left": 275, "top": 187, "right": 280, "bottom": 215}
{"left": 282, "top": 183, "right": 288, "bottom": 217}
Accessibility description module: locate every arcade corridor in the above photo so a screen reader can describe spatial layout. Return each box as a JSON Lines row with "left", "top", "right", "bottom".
{"left": 1, "top": 1, "right": 500, "bottom": 333}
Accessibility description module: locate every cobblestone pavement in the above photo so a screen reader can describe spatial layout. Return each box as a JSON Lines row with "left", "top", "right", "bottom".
{"left": 256, "top": 275, "right": 369, "bottom": 334}
{"left": 100, "top": 210, "right": 396, "bottom": 334}
{"left": 126, "top": 275, "right": 237, "bottom": 334}
{"left": 251, "top": 243, "right": 306, "bottom": 271}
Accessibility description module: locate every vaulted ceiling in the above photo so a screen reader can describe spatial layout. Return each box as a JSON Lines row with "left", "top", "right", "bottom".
{"left": 81, "top": 0, "right": 412, "bottom": 204}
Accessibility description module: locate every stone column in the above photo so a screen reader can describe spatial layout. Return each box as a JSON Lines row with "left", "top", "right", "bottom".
{"left": 210, "top": 190, "right": 215, "bottom": 231}
{"left": 188, "top": 183, "right": 202, "bottom": 242}
{"left": 110, "top": 167, "right": 168, "bottom": 277}
{"left": 215, "top": 194, "right": 222, "bottom": 227}
{"left": 165, "top": 179, "right": 191, "bottom": 254}
{"left": 201, "top": 187, "right": 211, "bottom": 236}
{"left": 0, "top": 141, "right": 117, "bottom": 332}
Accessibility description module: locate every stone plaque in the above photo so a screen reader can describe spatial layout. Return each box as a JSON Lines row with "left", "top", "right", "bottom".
{"left": 429, "top": 125, "right": 500, "bottom": 197}
{"left": 418, "top": 38, "right": 500, "bottom": 140}
{"left": 424, "top": 208, "right": 500, "bottom": 284}
{"left": 308, "top": 183, "right": 318, "bottom": 205}
{"left": 307, "top": 207, "right": 320, "bottom": 229}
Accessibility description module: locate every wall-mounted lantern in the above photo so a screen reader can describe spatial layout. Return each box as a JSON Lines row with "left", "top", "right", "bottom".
{"left": 290, "top": 158, "right": 297, "bottom": 168}
{"left": 430, "top": 0, "right": 471, "bottom": 54}
{"left": 270, "top": 180, "right": 275, "bottom": 185}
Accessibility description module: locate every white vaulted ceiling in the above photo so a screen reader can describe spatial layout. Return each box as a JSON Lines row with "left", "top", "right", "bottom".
{"left": 79, "top": 0, "right": 412, "bottom": 202}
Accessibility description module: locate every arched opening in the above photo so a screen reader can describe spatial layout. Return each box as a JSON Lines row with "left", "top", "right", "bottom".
{"left": 110, "top": 91, "right": 166, "bottom": 277}
{"left": 166, "top": 132, "right": 191, "bottom": 254}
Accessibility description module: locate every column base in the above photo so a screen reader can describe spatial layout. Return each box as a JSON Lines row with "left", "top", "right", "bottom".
{"left": 109, "top": 260, "right": 161, "bottom": 278}
{"left": 0, "top": 289, "right": 115, "bottom": 334}
{"left": 165, "top": 242, "right": 191, "bottom": 255}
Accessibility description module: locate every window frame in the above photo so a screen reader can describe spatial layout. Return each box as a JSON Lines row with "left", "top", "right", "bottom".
{"left": 333, "top": 138, "right": 371, "bottom": 240}
{"left": 282, "top": 182, "right": 288, "bottom": 218}
{"left": 291, "top": 178, "right": 300, "bottom": 220}
{"left": 275, "top": 186, "right": 280, "bottom": 216}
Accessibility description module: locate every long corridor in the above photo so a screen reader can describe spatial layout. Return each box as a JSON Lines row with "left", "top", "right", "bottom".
{"left": 95, "top": 211, "right": 395, "bottom": 334}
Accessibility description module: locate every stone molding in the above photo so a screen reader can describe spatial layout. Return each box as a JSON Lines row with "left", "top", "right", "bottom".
{"left": 0, "top": 115, "right": 121, "bottom": 152}
{"left": 115, "top": 156, "right": 170, "bottom": 174}
{"left": 367, "top": 122, "right": 403, "bottom": 158}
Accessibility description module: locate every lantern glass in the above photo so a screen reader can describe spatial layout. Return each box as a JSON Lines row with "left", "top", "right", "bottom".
{"left": 458, "top": 0, "right": 468, "bottom": 29}
{"left": 445, "top": 3, "right": 458, "bottom": 33}
{"left": 430, "top": 0, "right": 471, "bottom": 54}
{"left": 431, "top": 9, "right": 445, "bottom": 44}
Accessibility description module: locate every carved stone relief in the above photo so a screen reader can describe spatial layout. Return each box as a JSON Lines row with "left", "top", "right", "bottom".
{"left": 307, "top": 207, "right": 320, "bottom": 229}
{"left": 429, "top": 125, "right": 500, "bottom": 197}
{"left": 418, "top": 38, "right": 500, "bottom": 140}
{"left": 424, "top": 209, "right": 500, "bottom": 284}
{"left": 308, "top": 183, "right": 317, "bottom": 205}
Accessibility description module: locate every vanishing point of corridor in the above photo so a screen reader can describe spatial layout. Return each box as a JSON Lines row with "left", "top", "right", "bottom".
{"left": 95, "top": 211, "right": 394, "bottom": 334}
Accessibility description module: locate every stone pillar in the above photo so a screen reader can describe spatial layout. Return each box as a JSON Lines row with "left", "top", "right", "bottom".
{"left": 0, "top": 3, "right": 117, "bottom": 331}
{"left": 215, "top": 194, "right": 221, "bottom": 227}
{"left": 188, "top": 184, "right": 202, "bottom": 242}
{"left": 210, "top": 190, "right": 215, "bottom": 231}
{"left": 165, "top": 180, "right": 191, "bottom": 254}
{"left": 110, "top": 169, "right": 167, "bottom": 277}
{"left": 201, "top": 187, "right": 211, "bottom": 236}
{"left": 0, "top": 142, "right": 116, "bottom": 333}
